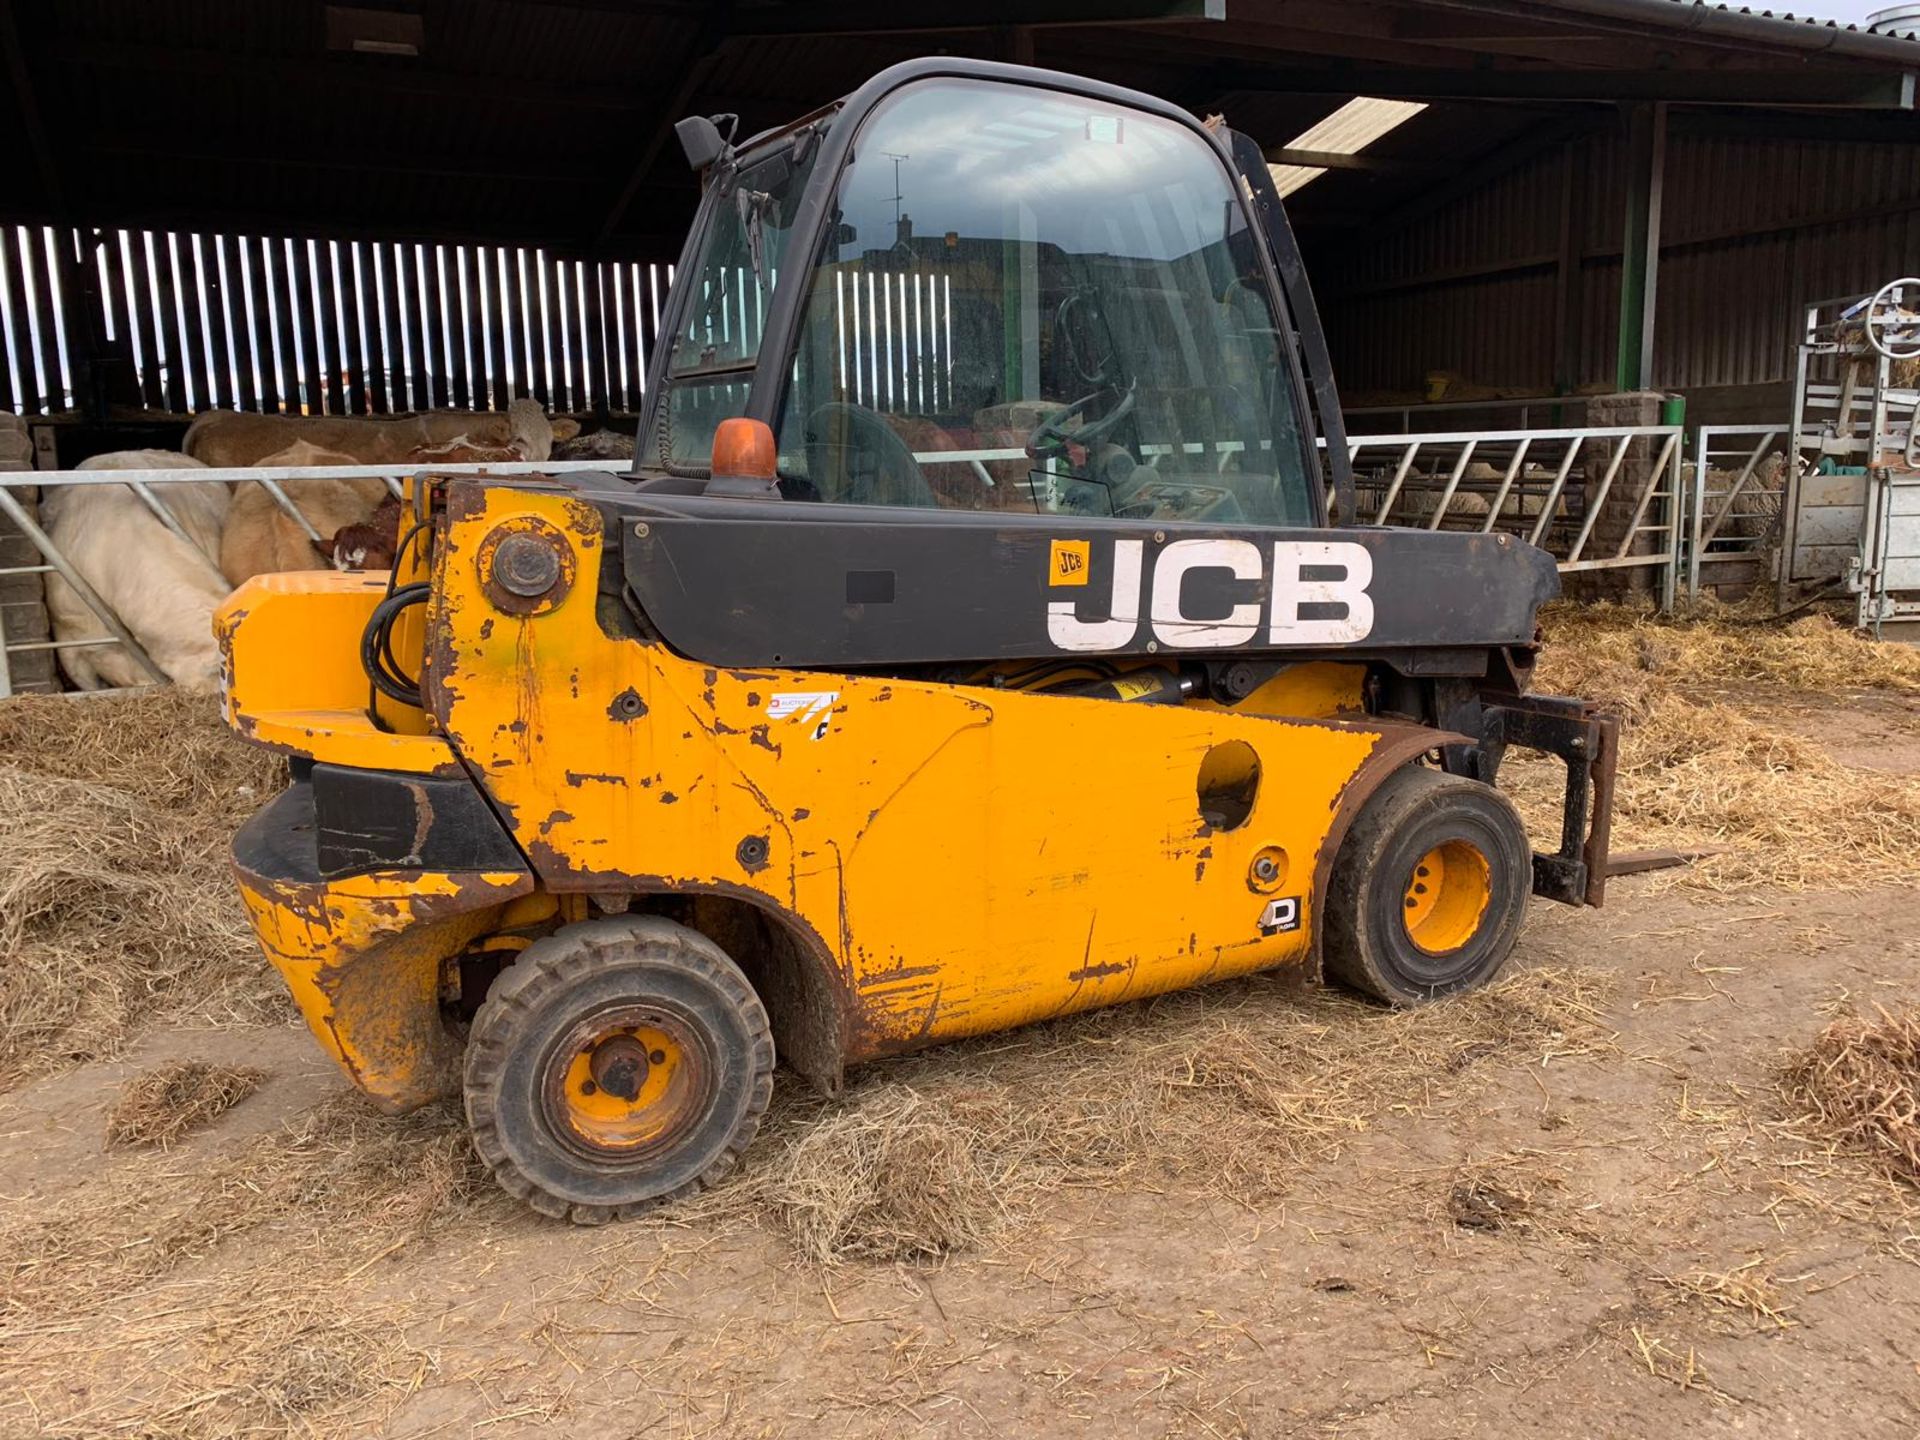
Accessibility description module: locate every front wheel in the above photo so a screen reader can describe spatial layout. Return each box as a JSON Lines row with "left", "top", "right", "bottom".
{"left": 464, "top": 916, "right": 775, "bottom": 1223}
{"left": 1323, "top": 766, "right": 1532, "bottom": 1005}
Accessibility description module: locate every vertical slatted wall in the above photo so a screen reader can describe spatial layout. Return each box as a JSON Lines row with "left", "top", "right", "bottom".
{"left": 0, "top": 223, "right": 675, "bottom": 418}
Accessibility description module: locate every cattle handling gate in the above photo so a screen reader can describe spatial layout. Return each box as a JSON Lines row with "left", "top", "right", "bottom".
{"left": 0, "top": 418, "right": 1691, "bottom": 698}
{"left": 1342, "top": 424, "right": 1686, "bottom": 609}
{"left": 0, "top": 460, "right": 614, "bottom": 697}
{"left": 1782, "top": 279, "right": 1920, "bottom": 630}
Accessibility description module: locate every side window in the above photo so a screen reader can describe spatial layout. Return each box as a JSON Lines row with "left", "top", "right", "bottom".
{"left": 774, "top": 79, "right": 1317, "bottom": 526}
{"left": 647, "top": 139, "right": 818, "bottom": 477}
{"left": 658, "top": 378, "right": 752, "bottom": 473}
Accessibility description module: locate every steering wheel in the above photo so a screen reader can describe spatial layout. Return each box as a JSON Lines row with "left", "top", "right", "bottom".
{"left": 803, "top": 402, "right": 938, "bottom": 508}
{"left": 1865, "top": 278, "right": 1920, "bottom": 361}
{"left": 1026, "top": 382, "right": 1138, "bottom": 462}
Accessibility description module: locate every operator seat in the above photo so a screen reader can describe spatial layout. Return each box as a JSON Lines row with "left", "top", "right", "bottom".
{"left": 802, "top": 402, "right": 938, "bottom": 508}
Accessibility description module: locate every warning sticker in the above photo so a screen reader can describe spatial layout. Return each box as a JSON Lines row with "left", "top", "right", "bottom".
{"left": 767, "top": 691, "right": 838, "bottom": 741}
{"left": 1109, "top": 673, "right": 1163, "bottom": 701}
{"left": 1049, "top": 539, "right": 1090, "bottom": 587}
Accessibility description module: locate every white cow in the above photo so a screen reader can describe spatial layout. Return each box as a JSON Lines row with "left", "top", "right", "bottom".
{"left": 42, "top": 451, "right": 231, "bottom": 692}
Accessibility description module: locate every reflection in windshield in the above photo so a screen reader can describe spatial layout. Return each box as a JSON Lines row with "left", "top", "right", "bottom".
{"left": 777, "top": 79, "right": 1317, "bottom": 525}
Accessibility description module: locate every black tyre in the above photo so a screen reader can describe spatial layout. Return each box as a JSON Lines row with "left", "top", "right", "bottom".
{"left": 1323, "top": 765, "right": 1531, "bottom": 1005}
{"left": 464, "top": 916, "right": 775, "bottom": 1223}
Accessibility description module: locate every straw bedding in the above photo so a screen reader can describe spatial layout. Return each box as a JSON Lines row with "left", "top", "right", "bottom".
{"left": 106, "top": 1059, "right": 268, "bottom": 1148}
{"left": 1781, "top": 1005, "right": 1920, "bottom": 1185}
{"left": 0, "top": 690, "right": 287, "bottom": 1086}
{"left": 1526, "top": 603, "right": 1920, "bottom": 892}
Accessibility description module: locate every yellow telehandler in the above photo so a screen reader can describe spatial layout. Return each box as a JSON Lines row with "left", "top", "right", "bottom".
{"left": 217, "top": 59, "right": 1616, "bottom": 1222}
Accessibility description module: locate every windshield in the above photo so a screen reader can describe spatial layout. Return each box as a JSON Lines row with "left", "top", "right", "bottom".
{"left": 773, "top": 78, "right": 1318, "bottom": 525}
{"left": 649, "top": 136, "right": 820, "bottom": 472}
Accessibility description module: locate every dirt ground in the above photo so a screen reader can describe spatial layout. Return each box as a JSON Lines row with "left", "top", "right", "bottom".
{"left": 2, "top": 611, "right": 1918, "bottom": 1438}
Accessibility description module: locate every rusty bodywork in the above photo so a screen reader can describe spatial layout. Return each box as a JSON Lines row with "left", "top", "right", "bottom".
{"left": 218, "top": 477, "right": 1616, "bottom": 1109}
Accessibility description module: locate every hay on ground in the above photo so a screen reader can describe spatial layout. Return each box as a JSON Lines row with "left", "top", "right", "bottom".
{"left": 0, "top": 686, "right": 283, "bottom": 812}
{"left": 0, "top": 1094, "right": 484, "bottom": 1323}
{"left": 0, "top": 691, "right": 287, "bottom": 1087}
{"left": 1781, "top": 1005, "right": 1920, "bottom": 1184}
{"left": 1504, "top": 603, "right": 1920, "bottom": 893}
{"left": 698, "top": 965, "right": 1609, "bottom": 1263}
{"left": 0, "top": 967, "right": 1607, "bottom": 1428}
{"left": 767, "top": 1085, "right": 1005, "bottom": 1262}
{"left": 0, "top": 1090, "right": 483, "bottom": 1435}
{"left": 1538, "top": 601, "right": 1920, "bottom": 711}
{"left": 106, "top": 1059, "right": 267, "bottom": 1148}
{"left": 1611, "top": 692, "right": 1920, "bottom": 891}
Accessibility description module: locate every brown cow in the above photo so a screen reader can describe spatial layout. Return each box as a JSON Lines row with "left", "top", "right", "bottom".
{"left": 218, "top": 441, "right": 393, "bottom": 586}
{"left": 184, "top": 397, "right": 571, "bottom": 468}
{"left": 330, "top": 494, "right": 405, "bottom": 572}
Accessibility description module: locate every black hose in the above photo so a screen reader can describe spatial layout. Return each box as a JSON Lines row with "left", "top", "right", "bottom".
{"left": 364, "top": 516, "right": 432, "bottom": 727}
{"left": 362, "top": 582, "right": 431, "bottom": 709}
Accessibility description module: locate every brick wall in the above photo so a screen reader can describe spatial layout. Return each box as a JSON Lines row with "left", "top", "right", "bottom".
{"left": 0, "top": 415, "right": 57, "bottom": 694}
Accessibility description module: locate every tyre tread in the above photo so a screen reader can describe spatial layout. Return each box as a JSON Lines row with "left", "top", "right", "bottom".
{"left": 464, "top": 916, "right": 774, "bottom": 1225}
{"left": 1323, "top": 765, "right": 1530, "bottom": 1006}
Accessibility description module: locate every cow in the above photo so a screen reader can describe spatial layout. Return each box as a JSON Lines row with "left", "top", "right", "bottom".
{"left": 553, "top": 427, "right": 637, "bottom": 462}
{"left": 182, "top": 397, "right": 572, "bottom": 468}
{"left": 218, "top": 441, "right": 394, "bottom": 586}
{"left": 42, "top": 451, "right": 231, "bottom": 692}
{"left": 331, "top": 494, "right": 406, "bottom": 572}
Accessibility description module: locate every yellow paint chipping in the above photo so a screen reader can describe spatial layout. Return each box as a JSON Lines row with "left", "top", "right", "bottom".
{"left": 430, "top": 484, "right": 1399, "bottom": 1062}
{"left": 219, "top": 479, "right": 1437, "bottom": 1106}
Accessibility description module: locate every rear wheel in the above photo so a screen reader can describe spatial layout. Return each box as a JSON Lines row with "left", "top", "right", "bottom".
{"left": 1323, "top": 766, "right": 1531, "bottom": 1005}
{"left": 464, "top": 916, "right": 774, "bottom": 1223}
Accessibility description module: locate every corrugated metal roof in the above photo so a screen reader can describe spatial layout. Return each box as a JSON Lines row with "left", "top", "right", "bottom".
{"left": 1543, "top": 0, "right": 1920, "bottom": 51}
{"left": 1701, "top": 2, "right": 1917, "bottom": 40}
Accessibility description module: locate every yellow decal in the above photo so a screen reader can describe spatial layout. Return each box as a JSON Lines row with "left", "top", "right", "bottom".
{"left": 1050, "top": 539, "right": 1090, "bottom": 586}
{"left": 1109, "top": 673, "right": 1163, "bottom": 701}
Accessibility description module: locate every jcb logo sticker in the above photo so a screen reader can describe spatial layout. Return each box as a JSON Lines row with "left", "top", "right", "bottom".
{"left": 1046, "top": 538, "right": 1374, "bottom": 651}
{"left": 1050, "top": 539, "right": 1091, "bottom": 587}
{"left": 1258, "top": 897, "right": 1301, "bottom": 936}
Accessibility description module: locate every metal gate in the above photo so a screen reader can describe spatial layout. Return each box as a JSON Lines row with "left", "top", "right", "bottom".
{"left": 1864, "top": 468, "right": 1920, "bottom": 622}
{"left": 0, "top": 460, "right": 613, "bottom": 696}
{"left": 1343, "top": 425, "right": 1686, "bottom": 607}
{"left": 3, "top": 420, "right": 1693, "bottom": 697}
{"left": 1684, "top": 423, "right": 1789, "bottom": 600}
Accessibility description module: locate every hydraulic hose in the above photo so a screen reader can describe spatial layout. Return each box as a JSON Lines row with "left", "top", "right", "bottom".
{"left": 361, "top": 582, "right": 430, "bottom": 710}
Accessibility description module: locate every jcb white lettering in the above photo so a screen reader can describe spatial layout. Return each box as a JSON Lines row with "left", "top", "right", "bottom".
{"left": 1268, "top": 541, "right": 1374, "bottom": 644}
{"left": 1047, "top": 539, "right": 1144, "bottom": 651}
{"left": 1044, "top": 537, "right": 1377, "bottom": 652}
{"left": 1150, "top": 538, "right": 1262, "bottom": 648}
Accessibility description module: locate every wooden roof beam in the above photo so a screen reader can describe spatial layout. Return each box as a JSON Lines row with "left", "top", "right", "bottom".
{"left": 728, "top": 0, "right": 1224, "bottom": 37}
{"left": 1262, "top": 146, "right": 1436, "bottom": 174}
{"left": 63, "top": 39, "right": 651, "bottom": 113}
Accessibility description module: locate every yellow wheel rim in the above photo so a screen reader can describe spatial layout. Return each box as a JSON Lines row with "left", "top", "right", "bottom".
{"left": 545, "top": 1011, "right": 708, "bottom": 1158}
{"left": 1402, "top": 839, "right": 1493, "bottom": 955}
